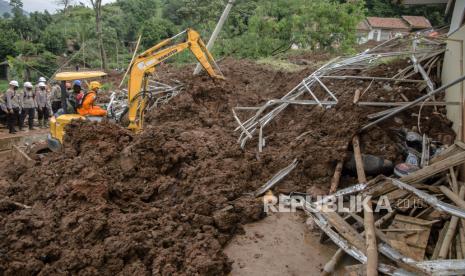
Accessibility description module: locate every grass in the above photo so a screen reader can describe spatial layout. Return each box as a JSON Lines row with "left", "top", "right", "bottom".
{"left": 256, "top": 57, "right": 305, "bottom": 72}
{"left": 101, "top": 82, "right": 113, "bottom": 91}
{"left": 0, "top": 80, "right": 8, "bottom": 92}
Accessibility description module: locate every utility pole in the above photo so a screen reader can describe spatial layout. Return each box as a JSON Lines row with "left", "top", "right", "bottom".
{"left": 193, "top": 0, "right": 235, "bottom": 75}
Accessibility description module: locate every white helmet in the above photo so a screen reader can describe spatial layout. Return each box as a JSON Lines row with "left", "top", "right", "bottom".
{"left": 24, "top": 82, "right": 33, "bottom": 88}
{"left": 9, "top": 80, "right": 19, "bottom": 87}
{"left": 38, "top": 77, "right": 46, "bottom": 82}
{"left": 38, "top": 82, "right": 46, "bottom": 88}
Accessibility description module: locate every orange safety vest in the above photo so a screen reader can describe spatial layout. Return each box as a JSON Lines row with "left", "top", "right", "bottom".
{"left": 77, "top": 91, "right": 107, "bottom": 116}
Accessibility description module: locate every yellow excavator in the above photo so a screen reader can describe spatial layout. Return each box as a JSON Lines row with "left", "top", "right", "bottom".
{"left": 47, "top": 28, "right": 224, "bottom": 152}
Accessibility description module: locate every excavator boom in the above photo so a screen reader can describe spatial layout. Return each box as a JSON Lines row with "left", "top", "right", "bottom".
{"left": 127, "top": 28, "right": 224, "bottom": 131}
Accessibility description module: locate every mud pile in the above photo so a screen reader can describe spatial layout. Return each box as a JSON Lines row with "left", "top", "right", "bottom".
{"left": 0, "top": 58, "right": 455, "bottom": 275}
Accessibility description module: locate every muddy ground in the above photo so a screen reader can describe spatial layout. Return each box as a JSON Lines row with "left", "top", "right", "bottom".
{"left": 0, "top": 57, "right": 455, "bottom": 275}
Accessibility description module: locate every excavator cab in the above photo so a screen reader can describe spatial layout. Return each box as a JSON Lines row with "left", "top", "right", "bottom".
{"left": 48, "top": 71, "right": 107, "bottom": 152}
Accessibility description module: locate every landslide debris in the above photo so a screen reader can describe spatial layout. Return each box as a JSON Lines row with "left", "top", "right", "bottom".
{"left": 0, "top": 58, "right": 454, "bottom": 275}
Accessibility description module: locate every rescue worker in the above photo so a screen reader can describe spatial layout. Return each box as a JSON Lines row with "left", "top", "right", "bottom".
{"left": 67, "top": 80, "right": 84, "bottom": 113}
{"left": 73, "top": 80, "right": 84, "bottom": 102}
{"left": 35, "top": 77, "right": 48, "bottom": 94}
{"left": 0, "top": 87, "right": 7, "bottom": 124}
{"left": 66, "top": 82, "right": 72, "bottom": 95}
{"left": 4, "top": 80, "right": 21, "bottom": 133}
{"left": 50, "top": 81, "right": 62, "bottom": 114}
{"left": 20, "top": 82, "right": 36, "bottom": 130}
{"left": 35, "top": 82, "right": 51, "bottom": 128}
{"left": 77, "top": 81, "right": 107, "bottom": 117}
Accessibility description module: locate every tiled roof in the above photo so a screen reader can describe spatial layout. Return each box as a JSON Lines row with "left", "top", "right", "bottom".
{"left": 402, "top": 15, "right": 432, "bottom": 29}
{"left": 366, "top": 17, "right": 410, "bottom": 30}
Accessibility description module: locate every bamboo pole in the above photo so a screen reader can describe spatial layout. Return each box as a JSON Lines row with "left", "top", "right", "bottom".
{"left": 456, "top": 235, "right": 463, "bottom": 260}
{"left": 363, "top": 200, "right": 378, "bottom": 276}
{"left": 352, "top": 136, "right": 367, "bottom": 183}
{"left": 321, "top": 211, "right": 397, "bottom": 275}
{"left": 459, "top": 224, "right": 465, "bottom": 258}
{"left": 119, "top": 35, "right": 142, "bottom": 88}
{"left": 433, "top": 221, "right": 450, "bottom": 259}
{"left": 352, "top": 135, "right": 377, "bottom": 275}
{"left": 329, "top": 161, "right": 343, "bottom": 194}
{"left": 440, "top": 185, "right": 465, "bottom": 209}
{"left": 438, "top": 186, "right": 465, "bottom": 259}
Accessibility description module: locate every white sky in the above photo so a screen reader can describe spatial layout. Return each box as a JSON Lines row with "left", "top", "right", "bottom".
{"left": 22, "top": 0, "right": 116, "bottom": 13}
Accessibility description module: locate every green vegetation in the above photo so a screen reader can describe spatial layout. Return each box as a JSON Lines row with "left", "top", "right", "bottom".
{"left": 0, "top": 80, "right": 8, "bottom": 92}
{"left": 366, "top": 0, "right": 446, "bottom": 26}
{"left": 0, "top": 0, "right": 446, "bottom": 83}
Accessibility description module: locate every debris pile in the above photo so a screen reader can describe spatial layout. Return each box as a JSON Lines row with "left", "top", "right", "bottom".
{"left": 235, "top": 34, "right": 455, "bottom": 195}
{"left": 106, "top": 79, "right": 185, "bottom": 123}
{"left": 0, "top": 59, "right": 324, "bottom": 275}
{"left": 302, "top": 142, "right": 465, "bottom": 275}
{"left": 243, "top": 34, "right": 465, "bottom": 274}
{"left": 0, "top": 33, "right": 462, "bottom": 275}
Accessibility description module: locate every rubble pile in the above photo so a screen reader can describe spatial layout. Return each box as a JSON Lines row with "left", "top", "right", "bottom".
{"left": 306, "top": 143, "right": 465, "bottom": 275}
{"left": 0, "top": 34, "right": 461, "bottom": 275}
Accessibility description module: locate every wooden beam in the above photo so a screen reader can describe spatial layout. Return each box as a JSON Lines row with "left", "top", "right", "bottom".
{"left": 352, "top": 136, "right": 367, "bottom": 183}
{"left": 352, "top": 135, "right": 377, "bottom": 275}
{"left": 329, "top": 161, "right": 344, "bottom": 194}
{"left": 364, "top": 200, "right": 378, "bottom": 276}
{"left": 438, "top": 187, "right": 464, "bottom": 259}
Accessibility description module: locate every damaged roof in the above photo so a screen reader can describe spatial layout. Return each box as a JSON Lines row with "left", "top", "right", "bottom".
{"left": 402, "top": 15, "right": 432, "bottom": 29}
{"left": 366, "top": 17, "right": 410, "bottom": 30}
{"left": 359, "top": 15, "right": 432, "bottom": 31}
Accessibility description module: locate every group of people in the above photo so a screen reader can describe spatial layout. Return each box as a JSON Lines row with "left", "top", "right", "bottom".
{"left": 1, "top": 77, "right": 53, "bottom": 134}
{"left": 1, "top": 77, "right": 107, "bottom": 134}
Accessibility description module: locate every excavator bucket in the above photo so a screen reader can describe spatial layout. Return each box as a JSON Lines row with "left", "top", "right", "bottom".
{"left": 47, "top": 135, "right": 62, "bottom": 152}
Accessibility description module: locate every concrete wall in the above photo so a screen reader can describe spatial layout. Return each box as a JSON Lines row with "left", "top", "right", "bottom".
{"left": 363, "top": 29, "right": 409, "bottom": 42}
{"left": 443, "top": 24, "right": 465, "bottom": 139}
{"left": 449, "top": 0, "right": 465, "bottom": 35}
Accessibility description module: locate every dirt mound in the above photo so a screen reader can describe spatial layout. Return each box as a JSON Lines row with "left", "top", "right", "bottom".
{"left": 0, "top": 57, "right": 455, "bottom": 275}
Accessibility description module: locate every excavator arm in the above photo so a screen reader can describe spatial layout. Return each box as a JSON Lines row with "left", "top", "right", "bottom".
{"left": 127, "top": 28, "right": 224, "bottom": 131}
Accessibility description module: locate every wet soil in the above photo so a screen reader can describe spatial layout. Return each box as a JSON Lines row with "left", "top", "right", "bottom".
{"left": 0, "top": 57, "right": 455, "bottom": 275}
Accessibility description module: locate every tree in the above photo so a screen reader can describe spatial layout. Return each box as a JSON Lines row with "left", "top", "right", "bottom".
{"left": 115, "top": 0, "right": 160, "bottom": 41}
{"left": 3, "top": 12, "right": 11, "bottom": 19}
{"left": 162, "top": 0, "right": 224, "bottom": 30}
{"left": 41, "top": 27, "right": 66, "bottom": 54}
{"left": 140, "top": 17, "right": 177, "bottom": 48}
{"left": 9, "top": 0, "right": 30, "bottom": 39}
{"left": 89, "top": 0, "right": 107, "bottom": 70}
{"left": 365, "top": 0, "right": 446, "bottom": 26}
{"left": 28, "top": 11, "right": 53, "bottom": 41}
{"left": 221, "top": 0, "right": 365, "bottom": 58}
{"left": 54, "top": 0, "right": 74, "bottom": 14}
{"left": 9, "top": 0, "right": 23, "bottom": 15}
{"left": 0, "top": 21, "right": 18, "bottom": 61}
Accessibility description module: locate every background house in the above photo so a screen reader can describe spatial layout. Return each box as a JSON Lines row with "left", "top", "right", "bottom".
{"left": 402, "top": 15, "right": 434, "bottom": 30}
{"left": 357, "top": 16, "right": 432, "bottom": 43}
